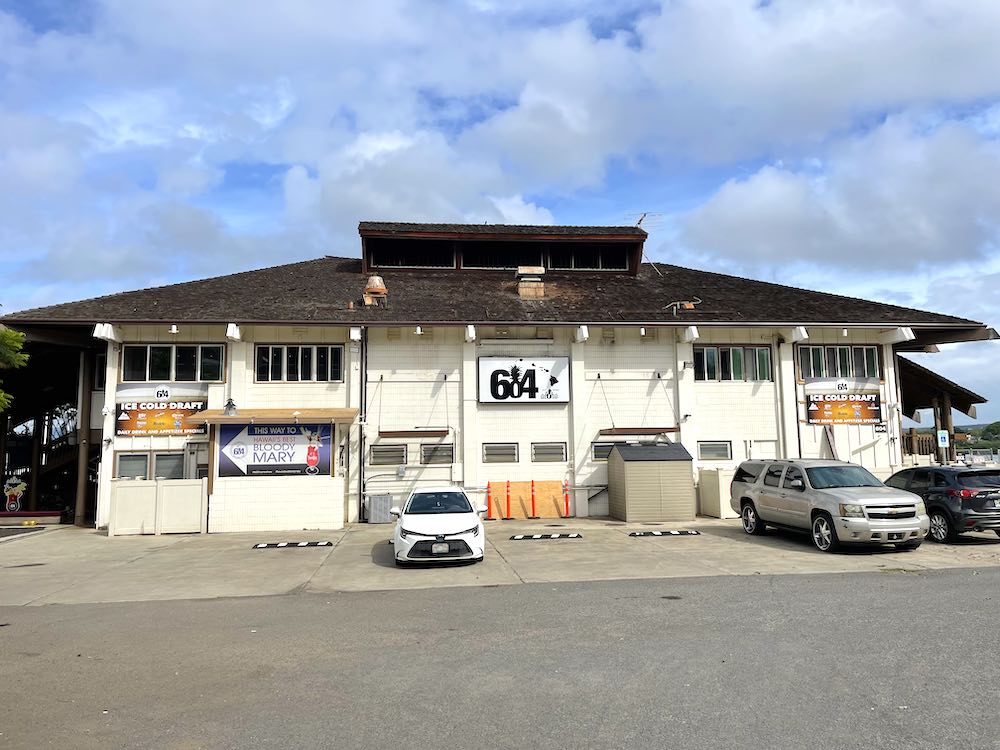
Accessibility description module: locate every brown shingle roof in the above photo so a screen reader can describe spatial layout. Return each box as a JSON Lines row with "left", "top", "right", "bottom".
{"left": 3, "top": 256, "right": 982, "bottom": 328}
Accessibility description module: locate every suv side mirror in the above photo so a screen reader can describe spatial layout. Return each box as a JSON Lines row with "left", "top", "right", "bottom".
{"left": 388, "top": 506, "right": 401, "bottom": 517}
{"left": 476, "top": 505, "right": 488, "bottom": 514}
{"left": 789, "top": 479, "right": 805, "bottom": 491}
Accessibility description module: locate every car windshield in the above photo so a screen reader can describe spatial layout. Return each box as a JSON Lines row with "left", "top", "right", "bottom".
{"left": 959, "top": 471, "right": 1000, "bottom": 488}
{"left": 406, "top": 492, "right": 472, "bottom": 514}
{"left": 806, "top": 466, "right": 883, "bottom": 489}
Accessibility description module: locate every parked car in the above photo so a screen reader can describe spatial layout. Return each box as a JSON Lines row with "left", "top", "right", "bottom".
{"left": 730, "top": 459, "right": 929, "bottom": 553}
{"left": 389, "top": 487, "right": 486, "bottom": 566}
{"left": 885, "top": 467, "right": 1000, "bottom": 542}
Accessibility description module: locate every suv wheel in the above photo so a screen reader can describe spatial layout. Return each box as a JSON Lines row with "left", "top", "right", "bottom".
{"left": 811, "top": 513, "right": 840, "bottom": 553}
{"left": 927, "top": 511, "right": 955, "bottom": 543}
{"left": 741, "top": 503, "right": 766, "bottom": 535}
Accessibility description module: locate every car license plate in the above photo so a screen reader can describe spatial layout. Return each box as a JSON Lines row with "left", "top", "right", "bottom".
{"left": 431, "top": 542, "right": 449, "bottom": 554}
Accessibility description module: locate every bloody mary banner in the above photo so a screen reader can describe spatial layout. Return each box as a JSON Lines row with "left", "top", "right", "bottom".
{"left": 115, "top": 383, "right": 208, "bottom": 437}
{"left": 218, "top": 424, "right": 331, "bottom": 477}
{"left": 806, "top": 391, "right": 882, "bottom": 425}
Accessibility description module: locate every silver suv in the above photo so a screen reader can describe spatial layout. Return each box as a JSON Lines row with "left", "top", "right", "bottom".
{"left": 729, "top": 459, "right": 930, "bottom": 553}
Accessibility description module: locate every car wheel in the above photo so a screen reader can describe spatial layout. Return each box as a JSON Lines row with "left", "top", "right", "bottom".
{"left": 927, "top": 511, "right": 955, "bottom": 543}
{"left": 811, "top": 513, "right": 840, "bottom": 553}
{"left": 895, "top": 541, "right": 922, "bottom": 551}
{"left": 741, "top": 503, "right": 766, "bottom": 535}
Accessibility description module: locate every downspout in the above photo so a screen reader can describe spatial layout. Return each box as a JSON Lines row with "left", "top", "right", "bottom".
{"left": 358, "top": 326, "right": 368, "bottom": 522}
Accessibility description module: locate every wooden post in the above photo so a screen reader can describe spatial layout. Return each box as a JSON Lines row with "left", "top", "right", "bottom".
{"left": 943, "top": 392, "right": 956, "bottom": 463}
{"left": 74, "top": 352, "right": 93, "bottom": 525}
{"left": 28, "top": 413, "right": 42, "bottom": 511}
{"left": 931, "top": 396, "right": 943, "bottom": 465}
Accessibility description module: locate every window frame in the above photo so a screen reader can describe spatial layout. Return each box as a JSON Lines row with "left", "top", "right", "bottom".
{"left": 115, "top": 450, "right": 192, "bottom": 480}
{"left": 420, "top": 444, "right": 455, "bottom": 465}
{"left": 370, "top": 444, "right": 407, "bottom": 466}
{"left": 120, "top": 344, "right": 225, "bottom": 383}
{"left": 115, "top": 452, "right": 150, "bottom": 480}
{"left": 697, "top": 441, "right": 733, "bottom": 461}
{"left": 693, "top": 345, "right": 774, "bottom": 382}
{"left": 797, "top": 344, "right": 881, "bottom": 380}
{"left": 531, "top": 442, "right": 568, "bottom": 462}
{"left": 254, "top": 344, "right": 345, "bottom": 383}
{"left": 482, "top": 443, "right": 519, "bottom": 463}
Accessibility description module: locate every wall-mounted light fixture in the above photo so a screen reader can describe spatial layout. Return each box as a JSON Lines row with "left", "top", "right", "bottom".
{"left": 415, "top": 325, "right": 424, "bottom": 336}
{"left": 223, "top": 398, "right": 238, "bottom": 417}
{"left": 682, "top": 360, "right": 695, "bottom": 370}
{"left": 350, "top": 327, "right": 362, "bottom": 342}
{"left": 226, "top": 323, "right": 241, "bottom": 341}
{"left": 168, "top": 324, "right": 180, "bottom": 335}
{"left": 465, "top": 324, "right": 476, "bottom": 343}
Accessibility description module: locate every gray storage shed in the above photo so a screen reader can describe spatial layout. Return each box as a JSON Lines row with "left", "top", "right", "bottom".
{"left": 607, "top": 443, "right": 696, "bottom": 522}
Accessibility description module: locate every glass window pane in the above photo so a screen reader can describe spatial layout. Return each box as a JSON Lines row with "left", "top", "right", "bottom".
{"left": 286, "top": 346, "right": 299, "bottom": 382}
{"left": 199, "top": 346, "right": 222, "bottom": 381}
{"left": 720, "top": 348, "right": 733, "bottom": 380}
{"left": 300, "top": 347, "right": 313, "bottom": 381}
{"left": 122, "top": 346, "right": 148, "bottom": 381}
{"left": 811, "top": 348, "right": 825, "bottom": 377}
{"left": 270, "top": 347, "right": 283, "bottom": 381}
{"left": 330, "top": 346, "right": 343, "bottom": 381}
{"left": 757, "top": 348, "right": 771, "bottom": 381}
{"left": 865, "top": 347, "right": 878, "bottom": 378}
{"left": 838, "top": 347, "right": 851, "bottom": 378}
{"left": 117, "top": 453, "right": 148, "bottom": 479}
{"left": 175, "top": 346, "right": 197, "bottom": 381}
{"left": 153, "top": 453, "right": 184, "bottom": 480}
{"left": 316, "top": 347, "right": 329, "bottom": 381}
{"left": 149, "top": 346, "right": 172, "bottom": 381}
{"left": 731, "top": 348, "right": 744, "bottom": 380}
{"left": 798, "top": 347, "right": 811, "bottom": 379}
{"left": 693, "top": 348, "right": 706, "bottom": 381}
{"left": 705, "top": 347, "right": 718, "bottom": 380}
{"left": 256, "top": 347, "right": 270, "bottom": 381}
{"left": 826, "top": 348, "right": 838, "bottom": 378}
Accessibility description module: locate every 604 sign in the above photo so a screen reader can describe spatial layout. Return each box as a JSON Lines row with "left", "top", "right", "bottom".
{"left": 478, "top": 357, "right": 570, "bottom": 404}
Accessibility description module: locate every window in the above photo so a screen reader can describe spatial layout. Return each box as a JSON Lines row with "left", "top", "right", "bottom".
{"left": 591, "top": 442, "right": 636, "bottom": 461}
{"left": 763, "top": 464, "right": 785, "bottom": 487}
{"left": 932, "top": 472, "right": 949, "bottom": 488}
{"left": 153, "top": 453, "right": 184, "bottom": 480}
{"left": 782, "top": 466, "right": 804, "bottom": 489}
{"left": 798, "top": 345, "right": 880, "bottom": 379}
{"left": 121, "top": 344, "right": 224, "bottom": 382}
{"left": 483, "top": 443, "right": 518, "bottom": 463}
{"left": 694, "top": 346, "right": 773, "bottom": 382}
{"left": 420, "top": 444, "right": 454, "bottom": 465}
{"left": 698, "top": 441, "right": 732, "bottom": 460}
{"left": 532, "top": 442, "right": 567, "bottom": 462}
{"left": 884, "top": 471, "right": 912, "bottom": 490}
{"left": 94, "top": 353, "right": 107, "bottom": 390}
{"left": 117, "top": 453, "right": 149, "bottom": 479}
{"left": 255, "top": 345, "right": 344, "bottom": 382}
{"left": 733, "top": 462, "right": 764, "bottom": 484}
{"left": 370, "top": 444, "right": 406, "bottom": 466}
{"left": 908, "top": 469, "right": 931, "bottom": 491}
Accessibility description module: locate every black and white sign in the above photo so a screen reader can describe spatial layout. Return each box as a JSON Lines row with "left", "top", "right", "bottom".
{"left": 478, "top": 357, "right": 570, "bottom": 403}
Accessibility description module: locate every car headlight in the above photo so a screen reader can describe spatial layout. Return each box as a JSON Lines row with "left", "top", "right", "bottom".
{"left": 400, "top": 528, "right": 421, "bottom": 539}
{"left": 914, "top": 500, "right": 926, "bottom": 515}
{"left": 459, "top": 525, "right": 480, "bottom": 537}
{"left": 839, "top": 503, "right": 865, "bottom": 518}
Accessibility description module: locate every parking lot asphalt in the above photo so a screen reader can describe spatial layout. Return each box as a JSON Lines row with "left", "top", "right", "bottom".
{"left": 3, "top": 518, "right": 1000, "bottom": 605}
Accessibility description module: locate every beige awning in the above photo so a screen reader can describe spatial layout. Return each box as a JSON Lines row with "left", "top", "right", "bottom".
{"left": 192, "top": 407, "right": 359, "bottom": 425}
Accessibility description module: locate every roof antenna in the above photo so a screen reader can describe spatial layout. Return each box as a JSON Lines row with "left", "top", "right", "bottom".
{"left": 627, "top": 211, "right": 665, "bottom": 276}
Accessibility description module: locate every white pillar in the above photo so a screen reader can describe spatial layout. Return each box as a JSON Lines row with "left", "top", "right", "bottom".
{"left": 775, "top": 331, "right": 799, "bottom": 459}
{"left": 461, "top": 340, "right": 478, "bottom": 494}
{"left": 674, "top": 331, "right": 697, "bottom": 464}
{"left": 95, "top": 341, "right": 118, "bottom": 529}
{"left": 568, "top": 339, "right": 588, "bottom": 517}
{"left": 346, "top": 334, "right": 363, "bottom": 524}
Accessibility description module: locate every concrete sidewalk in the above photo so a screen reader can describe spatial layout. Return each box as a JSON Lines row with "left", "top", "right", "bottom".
{"left": 3, "top": 518, "right": 1000, "bottom": 606}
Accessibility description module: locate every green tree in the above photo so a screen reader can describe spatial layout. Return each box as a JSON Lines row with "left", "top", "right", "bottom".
{"left": 982, "top": 422, "right": 1000, "bottom": 441}
{"left": 0, "top": 325, "right": 29, "bottom": 411}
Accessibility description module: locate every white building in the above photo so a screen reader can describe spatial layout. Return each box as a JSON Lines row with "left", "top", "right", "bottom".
{"left": 4, "top": 222, "right": 995, "bottom": 532}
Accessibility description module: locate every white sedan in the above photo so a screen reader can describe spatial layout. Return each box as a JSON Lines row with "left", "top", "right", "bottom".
{"left": 390, "top": 487, "right": 486, "bottom": 566}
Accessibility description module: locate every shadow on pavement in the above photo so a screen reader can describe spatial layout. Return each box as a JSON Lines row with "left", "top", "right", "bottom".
{"left": 370, "top": 541, "right": 479, "bottom": 569}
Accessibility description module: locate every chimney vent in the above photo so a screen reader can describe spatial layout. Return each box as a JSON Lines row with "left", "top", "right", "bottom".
{"left": 516, "top": 265, "right": 545, "bottom": 300}
{"left": 364, "top": 274, "right": 388, "bottom": 306}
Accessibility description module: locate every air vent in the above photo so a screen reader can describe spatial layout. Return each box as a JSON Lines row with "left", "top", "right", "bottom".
{"left": 531, "top": 442, "right": 567, "bottom": 462}
{"left": 420, "top": 444, "right": 455, "bottom": 465}
{"left": 370, "top": 444, "right": 406, "bottom": 466}
{"left": 483, "top": 443, "right": 518, "bottom": 463}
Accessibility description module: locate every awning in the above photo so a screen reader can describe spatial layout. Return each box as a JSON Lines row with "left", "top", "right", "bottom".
{"left": 192, "top": 408, "right": 359, "bottom": 425}
{"left": 898, "top": 357, "right": 986, "bottom": 419}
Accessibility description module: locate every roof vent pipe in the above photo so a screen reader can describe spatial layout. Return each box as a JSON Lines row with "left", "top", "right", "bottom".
{"left": 364, "top": 275, "right": 388, "bottom": 307}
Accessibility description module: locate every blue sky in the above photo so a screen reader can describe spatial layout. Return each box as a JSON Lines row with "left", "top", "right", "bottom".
{"left": 1, "top": 0, "right": 999, "bottom": 423}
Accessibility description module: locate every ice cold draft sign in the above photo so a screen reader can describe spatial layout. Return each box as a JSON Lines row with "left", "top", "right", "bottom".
{"left": 477, "top": 357, "right": 570, "bottom": 403}
{"left": 219, "top": 424, "right": 332, "bottom": 477}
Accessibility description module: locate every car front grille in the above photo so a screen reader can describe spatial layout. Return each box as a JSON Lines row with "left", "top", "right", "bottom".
{"left": 867, "top": 507, "right": 916, "bottom": 519}
{"left": 407, "top": 540, "right": 473, "bottom": 559}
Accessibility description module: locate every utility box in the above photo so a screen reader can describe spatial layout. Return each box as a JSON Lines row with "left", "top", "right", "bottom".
{"left": 607, "top": 444, "right": 696, "bottom": 522}
{"left": 365, "top": 493, "right": 394, "bottom": 524}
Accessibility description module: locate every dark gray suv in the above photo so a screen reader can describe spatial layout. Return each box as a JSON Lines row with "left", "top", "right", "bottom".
{"left": 885, "top": 467, "right": 1000, "bottom": 542}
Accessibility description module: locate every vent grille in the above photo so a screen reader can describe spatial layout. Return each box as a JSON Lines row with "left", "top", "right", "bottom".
{"left": 421, "top": 444, "right": 455, "bottom": 465}
{"left": 370, "top": 444, "right": 406, "bottom": 466}
{"left": 483, "top": 443, "right": 518, "bottom": 463}
{"left": 532, "top": 442, "right": 567, "bottom": 462}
